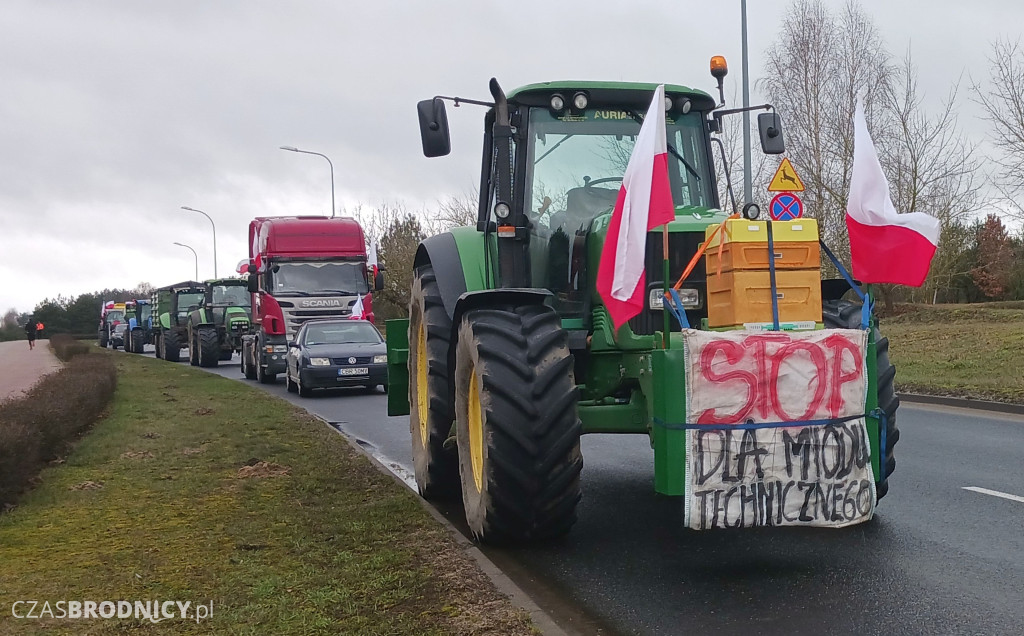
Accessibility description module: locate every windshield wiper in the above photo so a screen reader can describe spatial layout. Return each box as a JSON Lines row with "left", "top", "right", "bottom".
{"left": 535, "top": 134, "right": 574, "bottom": 165}
{"left": 625, "top": 110, "right": 702, "bottom": 182}
{"left": 313, "top": 289, "right": 361, "bottom": 295}
{"left": 273, "top": 291, "right": 311, "bottom": 296}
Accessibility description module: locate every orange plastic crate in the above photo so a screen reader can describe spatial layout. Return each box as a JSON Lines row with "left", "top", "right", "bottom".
{"left": 706, "top": 241, "right": 820, "bottom": 273}
{"left": 706, "top": 269, "right": 822, "bottom": 328}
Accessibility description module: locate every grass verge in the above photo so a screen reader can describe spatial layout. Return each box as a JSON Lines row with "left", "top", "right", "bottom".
{"left": 882, "top": 303, "right": 1024, "bottom": 403}
{"left": 0, "top": 350, "right": 534, "bottom": 635}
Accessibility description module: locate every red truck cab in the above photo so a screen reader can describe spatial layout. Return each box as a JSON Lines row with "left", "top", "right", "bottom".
{"left": 240, "top": 216, "right": 380, "bottom": 383}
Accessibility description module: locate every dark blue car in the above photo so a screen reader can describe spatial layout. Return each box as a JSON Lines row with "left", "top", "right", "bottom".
{"left": 285, "top": 319, "right": 388, "bottom": 397}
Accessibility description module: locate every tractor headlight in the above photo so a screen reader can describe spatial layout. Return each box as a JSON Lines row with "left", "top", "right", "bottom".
{"left": 373, "top": 354, "right": 387, "bottom": 364}
{"left": 649, "top": 288, "right": 700, "bottom": 310}
{"left": 550, "top": 94, "right": 565, "bottom": 111}
{"left": 309, "top": 357, "right": 331, "bottom": 367}
{"left": 572, "top": 92, "right": 588, "bottom": 110}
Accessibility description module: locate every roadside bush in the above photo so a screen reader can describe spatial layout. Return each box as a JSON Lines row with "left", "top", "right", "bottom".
{"left": 49, "top": 333, "right": 91, "bottom": 361}
{"left": 0, "top": 354, "right": 116, "bottom": 506}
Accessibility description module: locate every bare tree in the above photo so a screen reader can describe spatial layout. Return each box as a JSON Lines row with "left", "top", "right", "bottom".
{"left": 423, "top": 189, "right": 478, "bottom": 236}
{"left": 760, "top": 0, "right": 893, "bottom": 259}
{"left": 973, "top": 38, "right": 1024, "bottom": 222}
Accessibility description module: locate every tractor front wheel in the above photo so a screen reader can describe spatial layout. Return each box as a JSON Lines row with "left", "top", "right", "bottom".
{"left": 408, "top": 266, "right": 460, "bottom": 500}
{"left": 454, "top": 305, "right": 583, "bottom": 544}
{"left": 198, "top": 327, "right": 220, "bottom": 367}
{"left": 163, "top": 330, "right": 181, "bottom": 362}
{"left": 823, "top": 299, "right": 899, "bottom": 501}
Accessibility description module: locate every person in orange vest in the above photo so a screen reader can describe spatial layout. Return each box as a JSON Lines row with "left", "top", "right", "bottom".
{"left": 24, "top": 316, "right": 38, "bottom": 350}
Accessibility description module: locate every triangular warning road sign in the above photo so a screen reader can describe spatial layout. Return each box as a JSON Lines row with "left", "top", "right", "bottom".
{"left": 768, "top": 157, "right": 805, "bottom": 192}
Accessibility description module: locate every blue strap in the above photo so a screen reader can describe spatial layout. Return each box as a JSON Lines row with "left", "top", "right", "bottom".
{"left": 666, "top": 288, "right": 690, "bottom": 329}
{"left": 766, "top": 221, "right": 781, "bottom": 331}
{"left": 819, "top": 240, "right": 872, "bottom": 329}
{"left": 653, "top": 413, "right": 867, "bottom": 431}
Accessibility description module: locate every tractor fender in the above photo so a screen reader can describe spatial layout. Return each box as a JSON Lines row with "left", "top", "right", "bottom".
{"left": 414, "top": 233, "right": 467, "bottom": 320}
{"left": 414, "top": 227, "right": 495, "bottom": 320}
{"left": 158, "top": 313, "right": 172, "bottom": 330}
{"left": 821, "top": 277, "right": 863, "bottom": 302}
{"left": 189, "top": 308, "right": 214, "bottom": 329}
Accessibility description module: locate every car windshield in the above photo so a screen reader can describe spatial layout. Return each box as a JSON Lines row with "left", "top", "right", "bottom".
{"left": 526, "top": 107, "right": 713, "bottom": 235}
{"left": 212, "top": 285, "right": 251, "bottom": 307}
{"left": 302, "top": 322, "right": 382, "bottom": 345}
{"left": 269, "top": 261, "right": 368, "bottom": 295}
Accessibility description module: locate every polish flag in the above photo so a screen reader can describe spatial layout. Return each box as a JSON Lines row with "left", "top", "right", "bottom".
{"left": 846, "top": 99, "right": 940, "bottom": 287}
{"left": 368, "top": 241, "right": 379, "bottom": 279}
{"left": 349, "top": 295, "right": 366, "bottom": 320}
{"left": 596, "top": 85, "right": 676, "bottom": 329}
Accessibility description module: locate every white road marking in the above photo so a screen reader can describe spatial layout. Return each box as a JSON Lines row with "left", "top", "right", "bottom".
{"left": 963, "top": 486, "right": 1024, "bottom": 504}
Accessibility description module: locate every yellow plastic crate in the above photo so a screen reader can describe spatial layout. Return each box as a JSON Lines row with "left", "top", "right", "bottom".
{"left": 706, "top": 241, "right": 820, "bottom": 272}
{"left": 705, "top": 218, "right": 819, "bottom": 248}
{"left": 706, "top": 269, "right": 822, "bottom": 328}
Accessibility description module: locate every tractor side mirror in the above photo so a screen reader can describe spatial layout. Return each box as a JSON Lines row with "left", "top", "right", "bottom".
{"left": 374, "top": 270, "right": 384, "bottom": 292}
{"left": 758, "top": 112, "right": 785, "bottom": 154}
{"left": 247, "top": 272, "right": 258, "bottom": 293}
{"left": 417, "top": 98, "right": 451, "bottom": 157}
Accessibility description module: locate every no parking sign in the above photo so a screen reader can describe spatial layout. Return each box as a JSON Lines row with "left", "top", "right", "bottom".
{"left": 768, "top": 192, "right": 803, "bottom": 221}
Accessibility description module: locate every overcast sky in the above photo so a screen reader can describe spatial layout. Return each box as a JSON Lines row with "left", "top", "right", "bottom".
{"left": 0, "top": 0, "right": 1018, "bottom": 313}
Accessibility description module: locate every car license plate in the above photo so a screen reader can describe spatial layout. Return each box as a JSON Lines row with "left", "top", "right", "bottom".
{"left": 339, "top": 367, "right": 368, "bottom": 376}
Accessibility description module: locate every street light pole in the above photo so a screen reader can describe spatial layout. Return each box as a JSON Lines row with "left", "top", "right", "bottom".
{"left": 173, "top": 242, "right": 199, "bottom": 281}
{"left": 280, "top": 146, "right": 335, "bottom": 217}
{"left": 741, "top": 0, "right": 753, "bottom": 205}
{"left": 180, "top": 206, "right": 217, "bottom": 278}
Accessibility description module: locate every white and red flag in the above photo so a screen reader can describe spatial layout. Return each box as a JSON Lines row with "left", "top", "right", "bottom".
{"left": 349, "top": 295, "right": 366, "bottom": 320}
{"left": 596, "top": 84, "right": 676, "bottom": 328}
{"left": 846, "top": 99, "right": 940, "bottom": 287}
{"left": 368, "top": 241, "right": 379, "bottom": 279}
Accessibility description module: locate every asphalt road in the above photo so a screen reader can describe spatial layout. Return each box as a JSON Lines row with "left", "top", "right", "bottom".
{"left": 151, "top": 350, "right": 1024, "bottom": 635}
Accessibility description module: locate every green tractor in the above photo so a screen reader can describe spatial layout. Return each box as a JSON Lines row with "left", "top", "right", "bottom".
{"left": 151, "top": 281, "right": 205, "bottom": 363}
{"left": 386, "top": 70, "right": 899, "bottom": 544}
{"left": 186, "top": 278, "right": 252, "bottom": 368}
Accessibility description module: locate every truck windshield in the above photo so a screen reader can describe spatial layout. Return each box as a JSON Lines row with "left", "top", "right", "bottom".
{"left": 525, "top": 107, "right": 713, "bottom": 235}
{"left": 268, "top": 261, "right": 369, "bottom": 295}
{"left": 212, "top": 285, "right": 251, "bottom": 307}
{"left": 106, "top": 310, "right": 124, "bottom": 322}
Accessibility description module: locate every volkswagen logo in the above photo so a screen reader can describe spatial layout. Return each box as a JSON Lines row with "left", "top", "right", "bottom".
{"left": 348, "top": 357, "right": 356, "bottom": 364}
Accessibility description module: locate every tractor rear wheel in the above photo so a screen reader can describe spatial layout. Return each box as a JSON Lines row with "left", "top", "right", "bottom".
{"left": 219, "top": 349, "right": 234, "bottom": 361}
{"left": 408, "top": 265, "right": 460, "bottom": 500}
{"left": 198, "top": 327, "right": 220, "bottom": 367}
{"left": 823, "top": 299, "right": 899, "bottom": 501}
{"left": 454, "top": 305, "right": 583, "bottom": 544}
{"left": 163, "top": 330, "right": 181, "bottom": 362}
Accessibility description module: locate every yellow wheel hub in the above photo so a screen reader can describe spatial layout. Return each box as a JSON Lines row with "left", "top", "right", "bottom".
{"left": 416, "top": 320, "right": 429, "bottom": 445}
{"left": 468, "top": 370, "right": 484, "bottom": 493}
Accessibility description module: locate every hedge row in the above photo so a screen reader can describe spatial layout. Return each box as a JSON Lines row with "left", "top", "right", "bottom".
{"left": 0, "top": 354, "right": 117, "bottom": 506}
{"left": 49, "top": 333, "right": 92, "bottom": 361}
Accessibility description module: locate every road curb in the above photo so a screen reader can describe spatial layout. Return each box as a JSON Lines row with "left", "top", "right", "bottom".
{"left": 318, "top": 416, "right": 568, "bottom": 636}
{"left": 899, "top": 393, "right": 1024, "bottom": 416}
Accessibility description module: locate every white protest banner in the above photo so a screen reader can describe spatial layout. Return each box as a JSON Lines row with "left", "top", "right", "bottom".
{"left": 681, "top": 328, "right": 875, "bottom": 529}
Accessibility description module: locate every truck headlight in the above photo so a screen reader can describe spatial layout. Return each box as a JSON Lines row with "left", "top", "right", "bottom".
{"left": 649, "top": 288, "right": 700, "bottom": 310}
{"left": 273, "top": 345, "right": 288, "bottom": 353}
{"left": 309, "top": 357, "right": 331, "bottom": 366}
{"left": 373, "top": 354, "right": 387, "bottom": 364}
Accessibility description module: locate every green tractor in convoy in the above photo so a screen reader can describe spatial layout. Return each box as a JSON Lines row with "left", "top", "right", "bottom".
{"left": 151, "top": 281, "right": 205, "bottom": 363}
{"left": 122, "top": 299, "right": 153, "bottom": 353}
{"left": 387, "top": 66, "right": 899, "bottom": 544}
{"left": 186, "top": 278, "right": 252, "bottom": 367}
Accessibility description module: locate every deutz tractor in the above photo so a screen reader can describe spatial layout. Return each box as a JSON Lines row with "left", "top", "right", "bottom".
{"left": 387, "top": 65, "right": 899, "bottom": 544}
{"left": 151, "top": 281, "right": 205, "bottom": 363}
{"left": 187, "top": 278, "right": 252, "bottom": 367}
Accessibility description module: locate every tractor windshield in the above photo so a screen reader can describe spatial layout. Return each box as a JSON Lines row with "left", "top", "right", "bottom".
{"left": 176, "top": 292, "right": 205, "bottom": 315}
{"left": 523, "top": 107, "right": 714, "bottom": 316}
{"left": 268, "top": 261, "right": 369, "bottom": 296}
{"left": 212, "top": 285, "right": 251, "bottom": 307}
{"left": 526, "top": 107, "right": 713, "bottom": 236}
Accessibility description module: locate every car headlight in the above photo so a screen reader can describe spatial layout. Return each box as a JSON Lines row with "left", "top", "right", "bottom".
{"left": 649, "top": 288, "right": 700, "bottom": 310}
{"left": 373, "top": 354, "right": 387, "bottom": 364}
{"left": 273, "top": 345, "right": 288, "bottom": 353}
{"left": 309, "top": 357, "right": 331, "bottom": 367}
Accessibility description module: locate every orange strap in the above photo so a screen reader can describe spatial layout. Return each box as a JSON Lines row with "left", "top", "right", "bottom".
{"left": 671, "top": 213, "right": 739, "bottom": 290}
